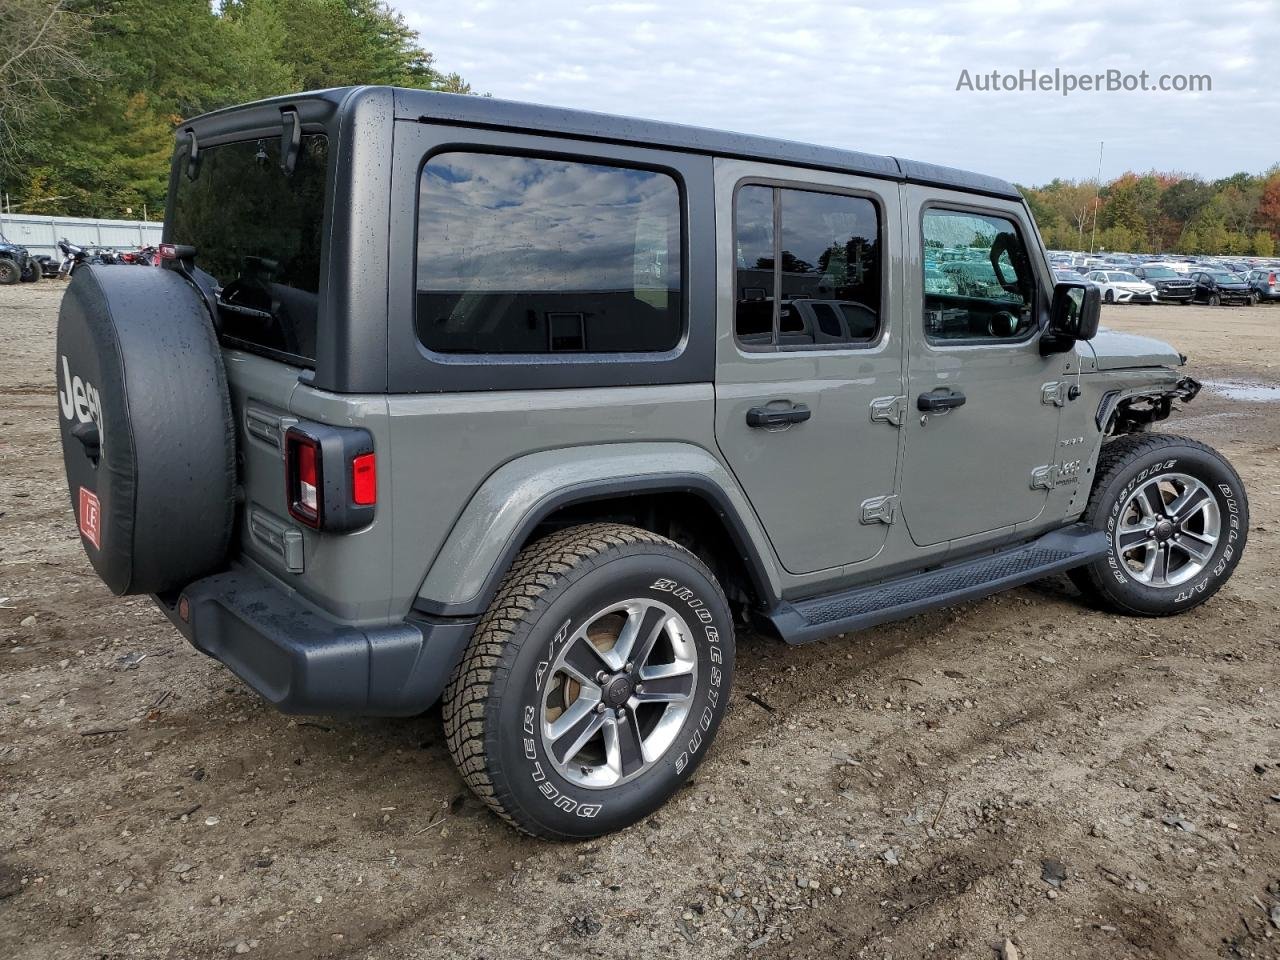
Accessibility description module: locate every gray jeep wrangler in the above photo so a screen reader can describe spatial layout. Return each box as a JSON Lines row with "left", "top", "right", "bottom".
{"left": 55, "top": 87, "right": 1248, "bottom": 839}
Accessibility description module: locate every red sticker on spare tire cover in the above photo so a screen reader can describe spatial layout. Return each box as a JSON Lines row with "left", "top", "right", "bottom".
{"left": 78, "top": 487, "right": 101, "bottom": 550}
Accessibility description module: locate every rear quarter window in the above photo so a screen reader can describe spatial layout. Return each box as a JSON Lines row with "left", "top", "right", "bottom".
{"left": 414, "top": 151, "right": 683, "bottom": 355}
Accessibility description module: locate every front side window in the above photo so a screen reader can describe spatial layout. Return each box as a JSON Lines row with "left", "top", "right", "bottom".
{"left": 416, "top": 152, "right": 682, "bottom": 355}
{"left": 734, "top": 185, "right": 882, "bottom": 349}
{"left": 922, "top": 208, "right": 1036, "bottom": 342}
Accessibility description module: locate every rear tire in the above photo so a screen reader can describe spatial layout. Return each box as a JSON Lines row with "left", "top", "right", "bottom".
{"left": 1068, "top": 434, "right": 1247, "bottom": 617}
{"left": 1104, "top": 289, "right": 1115, "bottom": 304}
{"left": 20, "top": 261, "right": 39, "bottom": 282}
{"left": 1208, "top": 293, "right": 1221, "bottom": 306}
{"left": 0, "top": 258, "right": 19, "bottom": 285}
{"left": 443, "top": 522, "right": 735, "bottom": 839}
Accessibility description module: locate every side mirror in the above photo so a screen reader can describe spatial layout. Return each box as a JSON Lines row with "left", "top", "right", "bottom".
{"left": 1042, "top": 281, "right": 1101, "bottom": 355}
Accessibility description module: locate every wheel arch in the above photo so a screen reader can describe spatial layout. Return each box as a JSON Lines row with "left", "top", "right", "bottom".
{"left": 412, "top": 443, "right": 781, "bottom": 619}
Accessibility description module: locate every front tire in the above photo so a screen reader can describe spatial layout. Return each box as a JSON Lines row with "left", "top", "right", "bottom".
{"left": 1208, "top": 293, "right": 1221, "bottom": 306}
{"left": 1104, "top": 289, "right": 1115, "bottom": 304}
{"left": 1069, "top": 434, "right": 1247, "bottom": 617}
{"left": 443, "top": 523, "right": 735, "bottom": 839}
{"left": 0, "top": 258, "right": 19, "bottom": 285}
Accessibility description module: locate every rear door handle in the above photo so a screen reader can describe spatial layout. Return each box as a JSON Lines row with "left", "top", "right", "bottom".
{"left": 746, "top": 403, "right": 811, "bottom": 428}
{"left": 917, "top": 387, "right": 966, "bottom": 412}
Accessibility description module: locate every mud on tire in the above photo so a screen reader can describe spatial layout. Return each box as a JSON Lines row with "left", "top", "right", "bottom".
{"left": 1069, "top": 433, "right": 1248, "bottom": 616}
{"left": 442, "top": 523, "right": 735, "bottom": 839}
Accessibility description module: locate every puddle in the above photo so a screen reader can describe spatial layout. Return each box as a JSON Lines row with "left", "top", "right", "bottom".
{"left": 1200, "top": 379, "right": 1280, "bottom": 402}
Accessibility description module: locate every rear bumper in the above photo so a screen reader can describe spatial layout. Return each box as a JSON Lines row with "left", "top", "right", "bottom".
{"left": 157, "top": 566, "right": 477, "bottom": 716}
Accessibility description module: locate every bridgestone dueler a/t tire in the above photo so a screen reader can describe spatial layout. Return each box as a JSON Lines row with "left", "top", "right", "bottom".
{"left": 1068, "top": 434, "right": 1248, "bottom": 616}
{"left": 56, "top": 266, "right": 236, "bottom": 595}
{"left": 443, "top": 523, "right": 735, "bottom": 839}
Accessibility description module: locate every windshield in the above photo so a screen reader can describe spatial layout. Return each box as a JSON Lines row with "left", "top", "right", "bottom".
{"left": 1205, "top": 272, "right": 1236, "bottom": 282}
{"left": 1143, "top": 267, "right": 1178, "bottom": 278}
{"left": 168, "top": 134, "right": 329, "bottom": 365}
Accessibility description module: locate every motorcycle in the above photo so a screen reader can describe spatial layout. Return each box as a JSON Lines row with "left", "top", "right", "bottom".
{"left": 118, "top": 244, "right": 159, "bottom": 266}
{"left": 56, "top": 238, "right": 120, "bottom": 276}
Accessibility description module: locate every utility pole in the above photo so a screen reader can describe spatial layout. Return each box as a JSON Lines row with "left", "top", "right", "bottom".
{"left": 1088, "top": 140, "right": 1104, "bottom": 255}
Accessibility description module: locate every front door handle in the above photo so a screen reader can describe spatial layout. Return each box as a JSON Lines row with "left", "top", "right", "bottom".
{"left": 917, "top": 387, "right": 966, "bottom": 412}
{"left": 746, "top": 402, "right": 811, "bottom": 428}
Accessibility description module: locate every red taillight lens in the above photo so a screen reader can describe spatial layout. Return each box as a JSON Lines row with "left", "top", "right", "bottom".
{"left": 157, "top": 243, "right": 178, "bottom": 261}
{"left": 351, "top": 452, "right": 376, "bottom": 506}
{"left": 285, "top": 429, "right": 323, "bottom": 528}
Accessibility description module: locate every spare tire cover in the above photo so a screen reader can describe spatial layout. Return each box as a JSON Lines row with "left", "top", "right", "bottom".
{"left": 56, "top": 265, "right": 235, "bottom": 595}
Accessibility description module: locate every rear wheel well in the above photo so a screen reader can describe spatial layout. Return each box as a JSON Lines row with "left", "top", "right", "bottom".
{"left": 523, "top": 492, "right": 766, "bottom": 615}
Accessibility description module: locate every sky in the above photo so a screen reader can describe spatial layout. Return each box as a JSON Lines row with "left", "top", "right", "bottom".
{"left": 400, "top": 0, "right": 1278, "bottom": 186}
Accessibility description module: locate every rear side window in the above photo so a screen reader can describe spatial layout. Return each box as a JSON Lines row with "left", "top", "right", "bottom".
{"left": 416, "top": 152, "right": 682, "bottom": 355}
{"left": 169, "top": 134, "right": 328, "bottom": 365}
{"left": 734, "top": 185, "right": 882, "bottom": 349}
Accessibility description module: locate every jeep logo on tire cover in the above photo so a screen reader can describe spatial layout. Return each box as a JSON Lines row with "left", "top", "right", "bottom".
{"left": 58, "top": 354, "right": 104, "bottom": 448}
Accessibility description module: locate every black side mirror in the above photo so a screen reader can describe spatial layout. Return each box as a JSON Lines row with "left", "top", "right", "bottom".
{"left": 1041, "top": 281, "right": 1101, "bottom": 355}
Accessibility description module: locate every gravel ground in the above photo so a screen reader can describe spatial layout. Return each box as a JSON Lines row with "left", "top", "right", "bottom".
{"left": 2, "top": 281, "right": 1278, "bottom": 960}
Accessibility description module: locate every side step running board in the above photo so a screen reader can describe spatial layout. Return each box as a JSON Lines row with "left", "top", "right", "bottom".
{"left": 767, "top": 524, "right": 1107, "bottom": 645}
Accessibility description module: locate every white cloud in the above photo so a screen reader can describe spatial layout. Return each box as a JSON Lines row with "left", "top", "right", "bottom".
{"left": 403, "top": 0, "right": 1278, "bottom": 184}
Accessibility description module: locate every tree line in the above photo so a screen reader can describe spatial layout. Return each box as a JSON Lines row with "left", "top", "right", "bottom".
{"left": 0, "top": 0, "right": 472, "bottom": 219}
{"left": 4, "top": 1, "right": 1278, "bottom": 259}
{"left": 1020, "top": 168, "right": 1280, "bottom": 257}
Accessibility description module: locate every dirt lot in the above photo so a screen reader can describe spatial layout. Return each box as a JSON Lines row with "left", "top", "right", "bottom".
{"left": 2, "top": 281, "right": 1278, "bottom": 960}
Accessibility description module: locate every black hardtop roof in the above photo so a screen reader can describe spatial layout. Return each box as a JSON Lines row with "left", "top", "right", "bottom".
{"left": 186, "top": 85, "right": 1022, "bottom": 201}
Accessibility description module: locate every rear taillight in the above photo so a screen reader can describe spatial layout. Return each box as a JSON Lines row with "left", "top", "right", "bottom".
{"left": 285, "top": 429, "right": 323, "bottom": 528}
{"left": 1270, "top": 272, "right": 1276, "bottom": 285}
{"left": 351, "top": 452, "right": 377, "bottom": 506}
{"left": 283, "top": 423, "right": 375, "bottom": 532}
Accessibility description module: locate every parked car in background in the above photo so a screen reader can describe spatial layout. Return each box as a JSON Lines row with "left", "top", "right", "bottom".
{"left": 1133, "top": 265, "right": 1196, "bottom": 303}
{"left": 1191, "top": 270, "right": 1254, "bottom": 305}
{"left": 1246, "top": 268, "right": 1280, "bottom": 303}
{"left": 1085, "top": 270, "right": 1158, "bottom": 303}
{"left": 924, "top": 264, "right": 959, "bottom": 296}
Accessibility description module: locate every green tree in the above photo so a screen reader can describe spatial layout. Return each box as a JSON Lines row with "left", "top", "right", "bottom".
{"left": 2, "top": 0, "right": 472, "bottom": 216}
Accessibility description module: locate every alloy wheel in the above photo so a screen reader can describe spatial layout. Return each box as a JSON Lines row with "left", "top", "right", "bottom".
{"left": 1114, "top": 473, "right": 1220, "bottom": 587}
{"left": 539, "top": 598, "right": 697, "bottom": 789}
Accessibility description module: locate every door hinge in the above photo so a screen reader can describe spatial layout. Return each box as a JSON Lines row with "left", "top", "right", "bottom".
{"left": 869, "top": 395, "right": 907, "bottom": 427}
{"left": 1041, "top": 381, "right": 1068, "bottom": 407}
{"left": 859, "top": 494, "right": 898, "bottom": 525}
{"left": 1031, "top": 461, "right": 1084, "bottom": 490}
